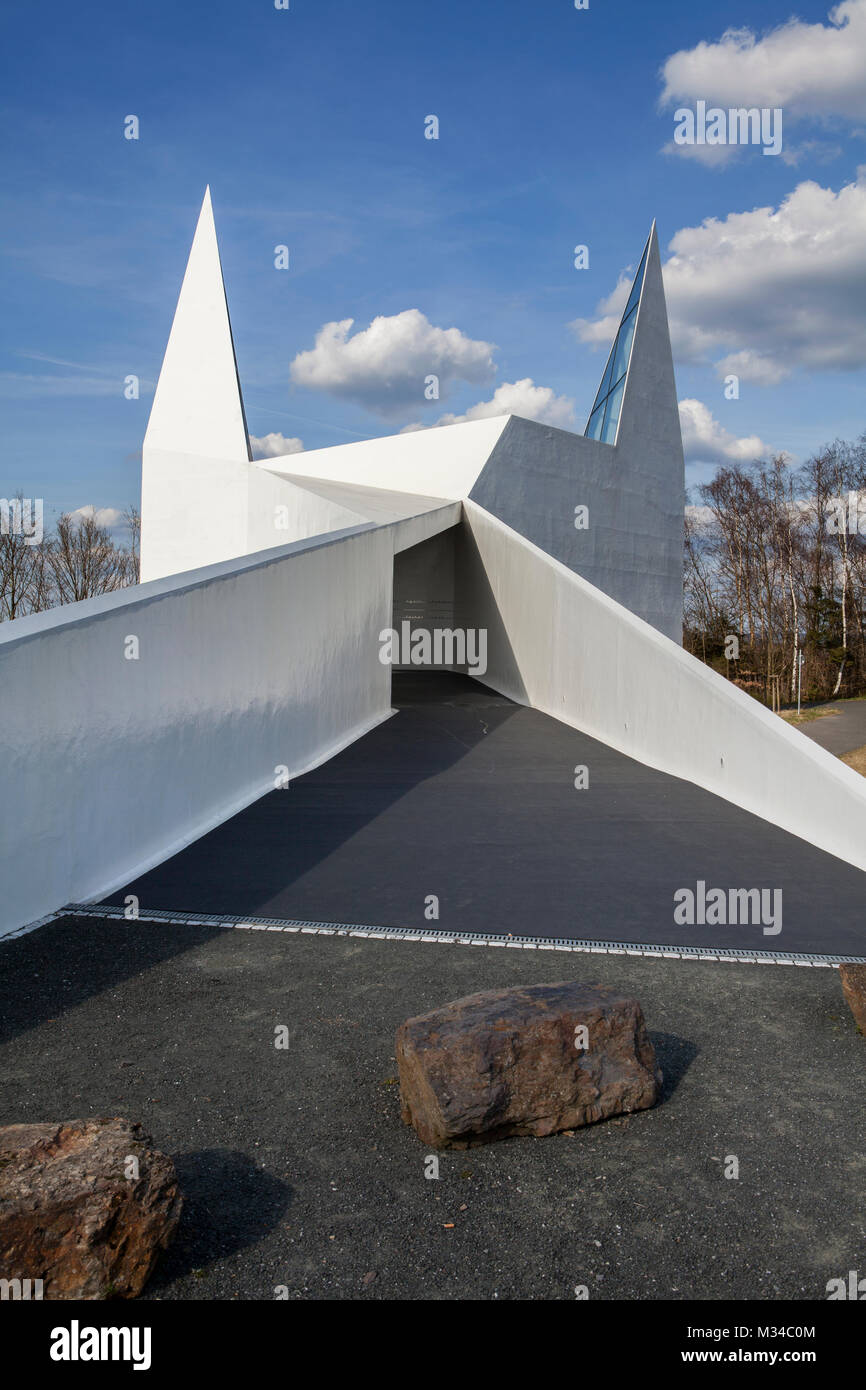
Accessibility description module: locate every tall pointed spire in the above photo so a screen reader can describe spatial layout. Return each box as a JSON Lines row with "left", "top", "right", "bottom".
{"left": 144, "top": 187, "right": 251, "bottom": 462}
{"left": 584, "top": 228, "right": 651, "bottom": 445}
{"left": 614, "top": 222, "right": 683, "bottom": 468}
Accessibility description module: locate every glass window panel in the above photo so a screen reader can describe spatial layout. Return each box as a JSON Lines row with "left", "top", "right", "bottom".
{"left": 609, "top": 309, "right": 636, "bottom": 388}
{"left": 586, "top": 234, "right": 648, "bottom": 435}
{"left": 585, "top": 401, "right": 605, "bottom": 440}
{"left": 593, "top": 340, "right": 618, "bottom": 410}
{"left": 624, "top": 247, "right": 647, "bottom": 318}
{"left": 601, "top": 376, "right": 626, "bottom": 444}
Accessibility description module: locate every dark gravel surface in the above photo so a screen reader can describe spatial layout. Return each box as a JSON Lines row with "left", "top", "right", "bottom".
{"left": 2, "top": 915, "right": 864, "bottom": 1302}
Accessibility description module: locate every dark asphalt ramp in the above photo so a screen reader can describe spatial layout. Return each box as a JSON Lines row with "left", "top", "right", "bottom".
{"left": 105, "top": 673, "right": 866, "bottom": 956}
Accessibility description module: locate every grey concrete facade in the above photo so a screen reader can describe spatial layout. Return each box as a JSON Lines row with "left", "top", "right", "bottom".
{"left": 469, "top": 227, "right": 684, "bottom": 642}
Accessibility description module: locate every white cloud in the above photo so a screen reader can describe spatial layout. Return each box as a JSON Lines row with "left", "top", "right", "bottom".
{"left": 660, "top": 1, "right": 866, "bottom": 121}
{"left": 289, "top": 309, "right": 495, "bottom": 416}
{"left": 66, "top": 505, "right": 136, "bottom": 543}
{"left": 250, "top": 432, "right": 304, "bottom": 459}
{"left": 685, "top": 503, "right": 716, "bottom": 528}
{"left": 68, "top": 504, "right": 125, "bottom": 529}
{"left": 713, "top": 351, "right": 788, "bottom": 388}
{"left": 572, "top": 171, "right": 866, "bottom": 383}
{"left": 678, "top": 399, "right": 772, "bottom": 465}
{"left": 401, "top": 378, "right": 576, "bottom": 432}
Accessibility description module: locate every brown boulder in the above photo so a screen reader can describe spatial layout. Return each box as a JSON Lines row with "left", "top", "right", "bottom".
{"left": 839, "top": 964, "right": 866, "bottom": 1035}
{"left": 0, "top": 1118, "right": 183, "bottom": 1299}
{"left": 396, "top": 981, "right": 662, "bottom": 1148}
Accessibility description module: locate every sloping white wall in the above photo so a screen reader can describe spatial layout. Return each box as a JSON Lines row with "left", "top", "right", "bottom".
{"left": 0, "top": 525, "right": 396, "bottom": 938}
{"left": 463, "top": 501, "right": 866, "bottom": 876}
{"left": 140, "top": 448, "right": 370, "bottom": 584}
{"left": 141, "top": 444, "right": 463, "bottom": 585}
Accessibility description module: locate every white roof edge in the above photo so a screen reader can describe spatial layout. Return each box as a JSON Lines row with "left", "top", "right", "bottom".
{"left": 258, "top": 413, "right": 511, "bottom": 468}
{"left": 255, "top": 414, "right": 512, "bottom": 500}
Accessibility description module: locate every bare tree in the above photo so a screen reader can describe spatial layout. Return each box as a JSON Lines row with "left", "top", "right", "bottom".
{"left": 49, "top": 510, "right": 128, "bottom": 605}
{"left": 2, "top": 498, "right": 143, "bottom": 624}
{"left": 689, "top": 435, "right": 866, "bottom": 705}
{"left": 120, "top": 504, "right": 141, "bottom": 586}
{"left": 0, "top": 492, "right": 53, "bottom": 620}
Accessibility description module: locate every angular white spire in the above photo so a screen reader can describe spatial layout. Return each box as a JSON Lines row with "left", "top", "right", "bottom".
{"left": 144, "top": 187, "right": 251, "bottom": 461}
{"left": 616, "top": 221, "right": 682, "bottom": 462}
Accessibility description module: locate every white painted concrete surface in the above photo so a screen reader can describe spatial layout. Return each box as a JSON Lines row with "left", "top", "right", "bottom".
{"left": 143, "top": 187, "right": 250, "bottom": 464}
{"left": 0, "top": 524, "right": 399, "bottom": 938}
{"left": 464, "top": 501, "right": 866, "bottom": 876}
{"left": 264, "top": 416, "right": 510, "bottom": 502}
{"left": 142, "top": 415, "right": 507, "bottom": 583}
{"left": 138, "top": 188, "right": 509, "bottom": 587}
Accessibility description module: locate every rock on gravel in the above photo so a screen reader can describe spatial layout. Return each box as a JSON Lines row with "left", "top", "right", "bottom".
{"left": 0, "top": 1118, "right": 183, "bottom": 1299}
{"left": 839, "top": 964, "right": 866, "bottom": 1035}
{"left": 396, "top": 981, "right": 663, "bottom": 1149}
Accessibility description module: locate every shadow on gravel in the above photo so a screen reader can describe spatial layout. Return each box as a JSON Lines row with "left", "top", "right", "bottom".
{"left": 649, "top": 1032, "right": 698, "bottom": 1102}
{"left": 0, "top": 918, "right": 218, "bottom": 1046}
{"left": 150, "top": 1149, "right": 293, "bottom": 1286}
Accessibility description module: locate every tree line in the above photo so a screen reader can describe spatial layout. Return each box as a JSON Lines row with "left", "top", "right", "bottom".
{"left": 0, "top": 498, "right": 140, "bottom": 622}
{"left": 685, "top": 435, "right": 866, "bottom": 706}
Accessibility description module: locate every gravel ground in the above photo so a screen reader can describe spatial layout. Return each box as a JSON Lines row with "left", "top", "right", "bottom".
{"left": 1, "top": 915, "right": 864, "bottom": 1302}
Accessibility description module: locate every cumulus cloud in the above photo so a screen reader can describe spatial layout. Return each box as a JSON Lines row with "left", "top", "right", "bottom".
{"left": 685, "top": 503, "right": 716, "bottom": 528}
{"left": 401, "top": 378, "right": 576, "bottom": 433}
{"left": 572, "top": 171, "right": 866, "bottom": 384}
{"left": 660, "top": 1, "right": 866, "bottom": 121}
{"left": 713, "top": 351, "right": 788, "bottom": 388}
{"left": 66, "top": 505, "right": 136, "bottom": 545}
{"left": 678, "top": 399, "right": 772, "bottom": 465}
{"left": 68, "top": 504, "right": 125, "bottom": 529}
{"left": 289, "top": 309, "right": 495, "bottom": 417}
{"left": 250, "top": 432, "right": 304, "bottom": 459}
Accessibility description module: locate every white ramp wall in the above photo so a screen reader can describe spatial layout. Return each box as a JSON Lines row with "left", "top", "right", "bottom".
{"left": 464, "top": 501, "right": 866, "bottom": 876}
{"left": 0, "top": 525, "right": 393, "bottom": 938}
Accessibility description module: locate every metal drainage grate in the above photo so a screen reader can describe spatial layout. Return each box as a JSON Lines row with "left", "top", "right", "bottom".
{"left": 41, "top": 903, "right": 866, "bottom": 967}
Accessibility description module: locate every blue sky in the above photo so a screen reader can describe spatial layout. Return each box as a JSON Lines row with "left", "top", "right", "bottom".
{"left": 2, "top": 0, "right": 865, "bottom": 528}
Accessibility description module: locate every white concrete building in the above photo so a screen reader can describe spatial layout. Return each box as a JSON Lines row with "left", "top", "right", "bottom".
{"left": 3, "top": 188, "right": 866, "bottom": 940}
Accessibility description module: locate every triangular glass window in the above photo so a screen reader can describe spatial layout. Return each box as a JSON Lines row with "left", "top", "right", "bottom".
{"left": 594, "top": 340, "right": 617, "bottom": 407}
{"left": 584, "top": 235, "right": 649, "bottom": 444}
{"left": 624, "top": 244, "right": 648, "bottom": 318}
{"left": 600, "top": 375, "right": 626, "bottom": 445}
